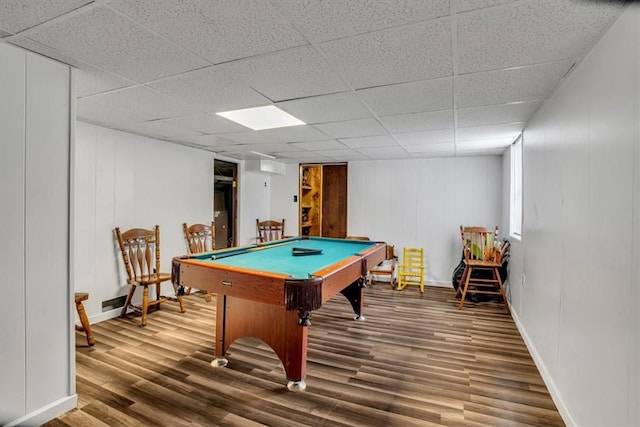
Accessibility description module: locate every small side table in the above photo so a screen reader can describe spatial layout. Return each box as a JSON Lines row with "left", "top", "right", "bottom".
{"left": 74, "top": 292, "right": 95, "bottom": 346}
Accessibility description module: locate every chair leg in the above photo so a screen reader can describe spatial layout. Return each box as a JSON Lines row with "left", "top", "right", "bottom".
{"left": 494, "top": 268, "right": 510, "bottom": 314}
{"left": 458, "top": 267, "right": 471, "bottom": 310}
{"left": 205, "top": 292, "right": 212, "bottom": 302}
{"left": 141, "top": 285, "right": 150, "bottom": 327}
{"left": 75, "top": 298, "right": 95, "bottom": 346}
{"left": 455, "top": 265, "right": 469, "bottom": 298}
{"left": 121, "top": 285, "right": 136, "bottom": 317}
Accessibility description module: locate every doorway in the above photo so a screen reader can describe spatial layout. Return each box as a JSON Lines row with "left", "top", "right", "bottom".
{"left": 214, "top": 160, "right": 237, "bottom": 248}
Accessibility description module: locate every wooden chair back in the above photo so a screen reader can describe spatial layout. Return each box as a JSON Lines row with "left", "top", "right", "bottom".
{"left": 257, "top": 219, "right": 285, "bottom": 243}
{"left": 459, "top": 226, "right": 499, "bottom": 262}
{"left": 115, "top": 226, "right": 162, "bottom": 282}
{"left": 182, "top": 222, "right": 215, "bottom": 254}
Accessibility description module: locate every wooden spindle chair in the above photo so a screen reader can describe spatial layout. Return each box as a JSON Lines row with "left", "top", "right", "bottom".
{"left": 256, "top": 219, "right": 286, "bottom": 243}
{"left": 182, "top": 222, "right": 215, "bottom": 302}
{"left": 457, "top": 225, "right": 510, "bottom": 313}
{"left": 115, "top": 225, "right": 186, "bottom": 326}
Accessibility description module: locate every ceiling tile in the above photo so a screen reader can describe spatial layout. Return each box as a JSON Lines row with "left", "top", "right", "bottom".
{"left": 380, "top": 110, "right": 454, "bottom": 133}
{"left": 149, "top": 66, "right": 271, "bottom": 113}
{"left": 77, "top": 99, "right": 150, "bottom": 127}
{"left": 108, "top": 0, "right": 306, "bottom": 64}
{"left": 313, "top": 118, "right": 387, "bottom": 139}
{"left": 236, "top": 143, "right": 299, "bottom": 153}
{"left": 75, "top": 66, "right": 136, "bottom": 97}
{"left": 0, "top": 0, "right": 92, "bottom": 34}
{"left": 259, "top": 125, "right": 329, "bottom": 143}
{"left": 356, "top": 146, "right": 408, "bottom": 159}
{"left": 455, "top": 61, "right": 573, "bottom": 108}
{"left": 162, "top": 114, "right": 248, "bottom": 134}
{"left": 84, "top": 86, "right": 204, "bottom": 120}
{"left": 339, "top": 135, "right": 398, "bottom": 149}
{"left": 358, "top": 77, "right": 453, "bottom": 116}
{"left": 320, "top": 19, "right": 452, "bottom": 89}
{"left": 452, "top": 0, "right": 517, "bottom": 14}
{"left": 215, "top": 131, "right": 279, "bottom": 145}
{"left": 219, "top": 45, "right": 348, "bottom": 102}
{"left": 456, "top": 101, "right": 542, "bottom": 128}
{"left": 117, "top": 120, "right": 203, "bottom": 140}
{"left": 278, "top": 92, "right": 372, "bottom": 124}
{"left": 395, "top": 129, "right": 454, "bottom": 146}
{"left": 314, "top": 148, "right": 363, "bottom": 157}
{"left": 276, "top": 151, "right": 332, "bottom": 160}
{"left": 9, "top": 36, "right": 84, "bottom": 67}
{"left": 455, "top": 122, "right": 524, "bottom": 141}
{"left": 275, "top": 0, "right": 449, "bottom": 42}
{"left": 291, "top": 140, "right": 347, "bottom": 151}
{"left": 405, "top": 142, "right": 455, "bottom": 156}
{"left": 457, "top": 0, "right": 624, "bottom": 73}
{"left": 27, "top": 6, "right": 209, "bottom": 82}
{"left": 174, "top": 134, "right": 238, "bottom": 148}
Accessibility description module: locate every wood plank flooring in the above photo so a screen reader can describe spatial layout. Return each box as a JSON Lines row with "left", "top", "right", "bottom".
{"left": 47, "top": 284, "right": 564, "bottom": 426}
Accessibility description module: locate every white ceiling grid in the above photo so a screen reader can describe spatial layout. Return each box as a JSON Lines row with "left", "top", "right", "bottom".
{"left": 0, "top": 0, "right": 626, "bottom": 162}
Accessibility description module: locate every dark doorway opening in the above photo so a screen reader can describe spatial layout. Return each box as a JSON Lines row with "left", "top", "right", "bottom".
{"left": 214, "top": 160, "right": 237, "bottom": 248}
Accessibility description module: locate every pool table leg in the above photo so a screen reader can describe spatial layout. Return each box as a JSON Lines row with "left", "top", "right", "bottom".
{"left": 212, "top": 295, "right": 309, "bottom": 391}
{"left": 340, "top": 279, "right": 366, "bottom": 321}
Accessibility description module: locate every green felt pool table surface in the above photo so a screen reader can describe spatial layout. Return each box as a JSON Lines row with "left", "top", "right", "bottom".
{"left": 185, "top": 236, "right": 377, "bottom": 279}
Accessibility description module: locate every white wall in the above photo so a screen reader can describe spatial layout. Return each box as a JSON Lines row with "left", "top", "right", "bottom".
{"left": 0, "top": 43, "right": 75, "bottom": 426}
{"left": 268, "top": 158, "right": 502, "bottom": 285}
{"left": 505, "top": 4, "right": 640, "bottom": 425}
{"left": 238, "top": 168, "right": 271, "bottom": 245}
{"left": 270, "top": 163, "right": 300, "bottom": 237}
{"left": 348, "top": 157, "right": 502, "bottom": 284}
{"left": 74, "top": 122, "right": 214, "bottom": 322}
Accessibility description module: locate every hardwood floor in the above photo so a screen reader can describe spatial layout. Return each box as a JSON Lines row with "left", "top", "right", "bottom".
{"left": 47, "top": 284, "right": 564, "bottom": 426}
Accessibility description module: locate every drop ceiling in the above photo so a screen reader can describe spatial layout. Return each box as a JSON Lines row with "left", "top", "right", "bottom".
{"left": 0, "top": 0, "right": 626, "bottom": 163}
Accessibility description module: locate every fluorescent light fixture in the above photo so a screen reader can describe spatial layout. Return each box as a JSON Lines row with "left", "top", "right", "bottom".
{"left": 216, "top": 105, "right": 305, "bottom": 130}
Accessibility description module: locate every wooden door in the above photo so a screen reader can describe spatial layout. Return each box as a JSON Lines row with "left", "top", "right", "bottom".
{"left": 321, "top": 164, "right": 347, "bottom": 238}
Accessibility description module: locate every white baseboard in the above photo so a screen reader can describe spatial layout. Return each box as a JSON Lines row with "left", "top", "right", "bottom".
{"left": 510, "top": 309, "right": 576, "bottom": 427}
{"left": 4, "top": 395, "right": 77, "bottom": 427}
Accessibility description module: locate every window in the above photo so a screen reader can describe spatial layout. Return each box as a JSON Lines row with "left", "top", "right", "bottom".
{"left": 510, "top": 135, "right": 523, "bottom": 239}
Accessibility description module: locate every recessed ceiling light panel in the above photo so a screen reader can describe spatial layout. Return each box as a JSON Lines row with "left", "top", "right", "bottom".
{"left": 216, "top": 105, "right": 305, "bottom": 130}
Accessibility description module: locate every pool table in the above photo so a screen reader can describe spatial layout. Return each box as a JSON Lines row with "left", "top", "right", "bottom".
{"left": 172, "top": 236, "right": 386, "bottom": 391}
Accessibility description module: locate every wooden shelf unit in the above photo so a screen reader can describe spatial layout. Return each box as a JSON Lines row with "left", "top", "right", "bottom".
{"left": 300, "top": 165, "right": 322, "bottom": 236}
{"left": 299, "top": 163, "right": 347, "bottom": 238}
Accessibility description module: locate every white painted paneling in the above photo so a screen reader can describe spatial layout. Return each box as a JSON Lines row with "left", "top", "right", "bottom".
{"left": 1, "top": 42, "right": 74, "bottom": 426}
{"left": 0, "top": 42, "right": 27, "bottom": 425}
{"left": 239, "top": 169, "right": 271, "bottom": 245}
{"left": 73, "top": 123, "right": 98, "bottom": 315}
{"left": 74, "top": 122, "right": 214, "bottom": 319}
{"left": 348, "top": 156, "right": 502, "bottom": 284}
{"left": 24, "top": 52, "right": 71, "bottom": 411}
{"left": 507, "top": 4, "right": 640, "bottom": 425}
{"left": 270, "top": 163, "right": 299, "bottom": 236}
